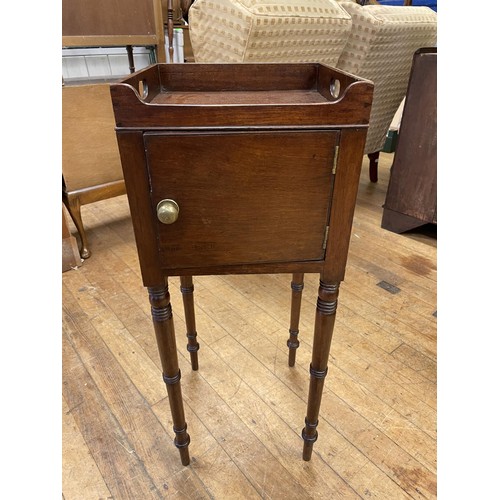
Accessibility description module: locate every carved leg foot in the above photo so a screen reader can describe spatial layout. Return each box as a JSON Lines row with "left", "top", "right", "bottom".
{"left": 148, "top": 283, "right": 190, "bottom": 466}
{"left": 287, "top": 273, "right": 304, "bottom": 367}
{"left": 368, "top": 151, "right": 380, "bottom": 183}
{"left": 63, "top": 195, "right": 90, "bottom": 259}
{"left": 302, "top": 279, "right": 340, "bottom": 461}
{"left": 180, "top": 276, "right": 200, "bottom": 371}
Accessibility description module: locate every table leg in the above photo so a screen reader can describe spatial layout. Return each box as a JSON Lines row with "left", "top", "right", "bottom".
{"left": 302, "top": 279, "right": 340, "bottom": 461}
{"left": 287, "top": 273, "right": 304, "bottom": 367}
{"left": 148, "top": 283, "right": 190, "bottom": 466}
{"left": 180, "top": 276, "right": 200, "bottom": 371}
{"left": 126, "top": 45, "right": 135, "bottom": 73}
{"left": 368, "top": 151, "right": 380, "bottom": 183}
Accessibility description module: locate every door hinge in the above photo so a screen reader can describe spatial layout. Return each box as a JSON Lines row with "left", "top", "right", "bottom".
{"left": 332, "top": 145, "right": 340, "bottom": 175}
{"left": 322, "top": 225, "right": 330, "bottom": 250}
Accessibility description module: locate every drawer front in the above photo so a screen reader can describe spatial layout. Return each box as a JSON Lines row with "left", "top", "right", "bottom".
{"left": 144, "top": 130, "right": 338, "bottom": 269}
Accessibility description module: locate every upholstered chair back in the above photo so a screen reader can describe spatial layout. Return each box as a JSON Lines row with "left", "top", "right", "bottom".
{"left": 188, "top": 0, "right": 437, "bottom": 180}
{"left": 189, "top": 0, "right": 353, "bottom": 67}
{"left": 336, "top": 2, "right": 437, "bottom": 154}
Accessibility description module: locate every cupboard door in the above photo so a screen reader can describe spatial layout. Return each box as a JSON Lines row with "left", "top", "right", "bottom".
{"left": 144, "top": 130, "right": 338, "bottom": 269}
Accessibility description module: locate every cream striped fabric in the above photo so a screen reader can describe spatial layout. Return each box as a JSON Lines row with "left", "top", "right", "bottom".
{"left": 337, "top": 2, "right": 437, "bottom": 154}
{"left": 189, "top": 0, "right": 352, "bottom": 66}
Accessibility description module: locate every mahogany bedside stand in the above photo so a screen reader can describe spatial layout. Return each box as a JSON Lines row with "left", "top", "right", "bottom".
{"left": 110, "top": 63, "right": 373, "bottom": 466}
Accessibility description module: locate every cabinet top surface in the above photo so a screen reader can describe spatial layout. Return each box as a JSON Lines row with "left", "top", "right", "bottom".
{"left": 149, "top": 89, "right": 330, "bottom": 105}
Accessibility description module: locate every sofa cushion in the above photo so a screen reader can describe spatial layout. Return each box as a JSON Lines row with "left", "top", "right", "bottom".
{"left": 189, "top": 0, "right": 352, "bottom": 66}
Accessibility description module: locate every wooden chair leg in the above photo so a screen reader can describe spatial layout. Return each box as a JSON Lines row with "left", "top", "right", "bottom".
{"left": 148, "top": 283, "right": 190, "bottom": 466}
{"left": 63, "top": 194, "right": 91, "bottom": 259}
{"left": 368, "top": 151, "right": 380, "bottom": 183}
{"left": 302, "top": 278, "right": 340, "bottom": 461}
{"left": 180, "top": 276, "right": 199, "bottom": 370}
{"left": 287, "top": 273, "right": 304, "bottom": 367}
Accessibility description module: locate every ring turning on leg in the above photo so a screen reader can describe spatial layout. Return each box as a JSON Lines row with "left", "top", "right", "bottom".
{"left": 302, "top": 279, "right": 339, "bottom": 461}
{"left": 148, "top": 283, "right": 191, "bottom": 465}
{"left": 287, "top": 273, "right": 304, "bottom": 367}
{"left": 180, "top": 276, "right": 200, "bottom": 370}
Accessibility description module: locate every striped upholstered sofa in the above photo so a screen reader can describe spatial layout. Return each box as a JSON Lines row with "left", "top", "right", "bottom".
{"left": 187, "top": 0, "right": 437, "bottom": 181}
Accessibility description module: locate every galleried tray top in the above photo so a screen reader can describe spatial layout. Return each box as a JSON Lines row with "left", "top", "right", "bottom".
{"left": 110, "top": 63, "right": 373, "bottom": 129}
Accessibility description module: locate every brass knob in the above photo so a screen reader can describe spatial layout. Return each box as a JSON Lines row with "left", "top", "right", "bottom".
{"left": 156, "top": 199, "right": 179, "bottom": 224}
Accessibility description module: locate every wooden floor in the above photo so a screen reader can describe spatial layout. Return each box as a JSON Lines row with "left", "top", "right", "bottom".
{"left": 62, "top": 153, "right": 437, "bottom": 499}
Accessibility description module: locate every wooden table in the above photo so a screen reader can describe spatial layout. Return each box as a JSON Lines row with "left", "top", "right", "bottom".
{"left": 110, "top": 63, "right": 373, "bottom": 465}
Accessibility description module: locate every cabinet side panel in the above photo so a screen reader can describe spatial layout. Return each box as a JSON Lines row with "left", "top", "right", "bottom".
{"left": 323, "top": 128, "right": 367, "bottom": 282}
{"left": 116, "top": 131, "right": 164, "bottom": 285}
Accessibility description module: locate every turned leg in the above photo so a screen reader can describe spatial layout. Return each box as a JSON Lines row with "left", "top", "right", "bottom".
{"left": 148, "top": 283, "right": 190, "bottom": 466}
{"left": 302, "top": 279, "right": 340, "bottom": 461}
{"left": 287, "top": 273, "right": 304, "bottom": 367}
{"left": 180, "top": 276, "right": 200, "bottom": 371}
{"left": 368, "top": 151, "right": 380, "bottom": 183}
{"left": 63, "top": 195, "right": 90, "bottom": 259}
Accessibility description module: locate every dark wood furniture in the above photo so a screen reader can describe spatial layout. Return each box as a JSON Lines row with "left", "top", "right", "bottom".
{"left": 381, "top": 47, "right": 437, "bottom": 233}
{"left": 163, "top": 0, "right": 195, "bottom": 63}
{"left": 110, "top": 63, "right": 373, "bottom": 465}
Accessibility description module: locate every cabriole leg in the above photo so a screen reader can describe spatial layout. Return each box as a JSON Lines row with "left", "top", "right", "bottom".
{"left": 148, "top": 283, "right": 190, "bottom": 466}
{"left": 180, "top": 276, "right": 200, "bottom": 371}
{"left": 302, "top": 279, "right": 340, "bottom": 461}
{"left": 287, "top": 273, "right": 304, "bottom": 367}
{"left": 63, "top": 195, "right": 90, "bottom": 259}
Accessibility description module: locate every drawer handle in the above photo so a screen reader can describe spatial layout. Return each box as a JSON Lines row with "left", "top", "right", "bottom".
{"left": 157, "top": 199, "right": 180, "bottom": 224}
